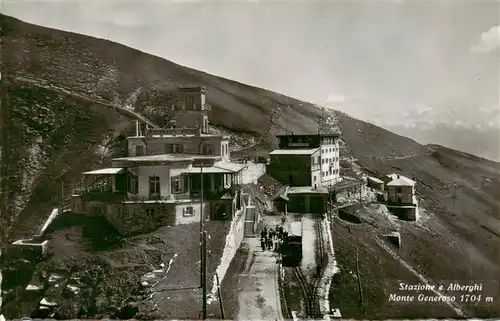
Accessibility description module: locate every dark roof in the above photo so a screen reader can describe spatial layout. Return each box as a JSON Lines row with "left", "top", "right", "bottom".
{"left": 276, "top": 133, "right": 340, "bottom": 138}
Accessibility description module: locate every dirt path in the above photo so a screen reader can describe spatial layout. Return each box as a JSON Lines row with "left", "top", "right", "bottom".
{"left": 236, "top": 237, "right": 284, "bottom": 321}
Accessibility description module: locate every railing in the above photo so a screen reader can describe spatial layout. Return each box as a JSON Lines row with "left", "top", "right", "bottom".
{"left": 124, "top": 193, "right": 194, "bottom": 202}
{"left": 80, "top": 190, "right": 127, "bottom": 202}
{"left": 146, "top": 127, "right": 200, "bottom": 136}
{"left": 190, "top": 188, "right": 235, "bottom": 200}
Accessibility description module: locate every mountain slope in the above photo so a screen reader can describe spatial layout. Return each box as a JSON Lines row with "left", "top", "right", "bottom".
{"left": 1, "top": 14, "right": 499, "bottom": 319}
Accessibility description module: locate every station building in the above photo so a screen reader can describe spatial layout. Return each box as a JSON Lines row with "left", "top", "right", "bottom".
{"left": 268, "top": 133, "right": 340, "bottom": 213}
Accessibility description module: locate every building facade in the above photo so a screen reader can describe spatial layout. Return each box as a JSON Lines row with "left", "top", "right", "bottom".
{"left": 268, "top": 133, "right": 340, "bottom": 188}
{"left": 383, "top": 173, "right": 419, "bottom": 221}
{"left": 72, "top": 86, "right": 245, "bottom": 235}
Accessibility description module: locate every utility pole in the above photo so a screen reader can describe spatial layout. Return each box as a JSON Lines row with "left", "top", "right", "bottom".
{"left": 202, "top": 230, "right": 208, "bottom": 320}
{"left": 200, "top": 161, "right": 204, "bottom": 288}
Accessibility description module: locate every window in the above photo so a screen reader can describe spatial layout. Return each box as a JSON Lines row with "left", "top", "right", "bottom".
{"left": 202, "top": 143, "right": 213, "bottom": 155}
{"left": 128, "top": 174, "right": 138, "bottom": 194}
{"left": 185, "top": 96, "right": 194, "bottom": 110}
{"left": 396, "top": 187, "right": 403, "bottom": 193}
{"left": 135, "top": 145, "right": 145, "bottom": 156}
{"left": 149, "top": 176, "right": 160, "bottom": 197}
{"left": 221, "top": 145, "right": 224, "bottom": 156}
{"left": 171, "top": 176, "right": 183, "bottom": 194}
{"left": 317, "top": 156, "right": 320, "bottom": 163}
{"left": 146, "top": 208, "right": 155, "bottom": 216}
{"left": 225, "top": 144, "right": 228, "bottom": 156}
{"left": 166, "top": 143, "right": 184, "bottom": 153}
{"left": 183, "top": 206, "right": 194, "bottom": 217}
{"left": 329, "top": 168, "right": 332, "bottom": 175}
{"left": 314, "top": 176, "right": 317, "bottom": 181}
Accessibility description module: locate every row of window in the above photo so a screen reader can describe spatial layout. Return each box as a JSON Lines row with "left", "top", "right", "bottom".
{"left": 322, "top": 147, "right": 339, "bottom": 154}
{"left": 165, "top": 143, "right": 213, "bottom": 155}
{"left": 323, "top": 168, "right": 340, "bottom": 176}
{"left": 129, "top": 174, "right": 230, "bottom": 196}
{"left": 145, "top": 206, "right": 194, "bottom": 217}
{"left": 321, "top": 137, "right": 337, "bottom": 144}
{"left": 317, "top": 156, "right": 339, "bottom": 165}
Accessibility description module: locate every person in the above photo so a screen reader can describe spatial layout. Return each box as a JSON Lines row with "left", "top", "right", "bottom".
{"left": 281, "top": 215, "right": 286, "bottom": 225}
{"left": 261, "top": 227, "right": 267, "bottom": 240}
{"left": 260, "top": 237, "right": 266, "bottom": 251}
{"left": 269, "top": 228, "right": 275, "bottom": 240}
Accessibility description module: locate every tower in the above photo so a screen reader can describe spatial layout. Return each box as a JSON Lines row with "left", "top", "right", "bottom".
{"left": 173, "top": 86, "right": 210, "bottom": 134}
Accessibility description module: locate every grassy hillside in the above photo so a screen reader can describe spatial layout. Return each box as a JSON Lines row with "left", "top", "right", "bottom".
{"left": 1, "top": 13, "right": 499, "bottom": 319}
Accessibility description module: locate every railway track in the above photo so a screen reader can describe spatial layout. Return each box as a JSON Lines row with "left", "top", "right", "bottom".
{"left": 288, "top": 215, "right": 327, "bottom": 319}
{"left": 292, "top": 266, "right": 315, "bottom": 317}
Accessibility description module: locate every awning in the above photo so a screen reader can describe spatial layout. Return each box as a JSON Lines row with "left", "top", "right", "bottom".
{"left": 83, "top": 168, "right": 124, "bottom": 175}
{"left": 182, "top": 167, "right": 233, "bottom": 174}
{"left": 214, "top": 162, "right": 246, "bottom": 173}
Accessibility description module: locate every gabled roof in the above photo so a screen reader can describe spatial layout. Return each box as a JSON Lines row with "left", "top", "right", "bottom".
{"left": 269, "top": 148, "right": 320, "bottom": 155}
{"left": 387, "top": 176, "right": 416, "bottom": 186}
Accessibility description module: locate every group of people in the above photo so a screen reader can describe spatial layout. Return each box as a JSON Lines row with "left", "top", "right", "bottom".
{"left": 260, "top": 222, "right": 289, "bottom": 253}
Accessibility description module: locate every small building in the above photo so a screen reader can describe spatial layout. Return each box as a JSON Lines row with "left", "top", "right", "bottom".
{"left": 329, "top": 177, "right": 365, "bottom": 203}
{"left": 268, "top": 133, "right": 341, "bottom": 188}
{"left": 386, "top": 174, "right": 416, "bottom": 205}
{"left": 283, "top": 186, "right": 329, "bottom": 214}
{"left": 367, "top": 176, "right": 384, "bottom": 191}
{"left": 384, "top": 174, "right": 419, "bottom": 221}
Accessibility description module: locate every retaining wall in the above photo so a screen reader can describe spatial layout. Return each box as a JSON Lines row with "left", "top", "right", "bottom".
{"left": 208, "top": 192, "right": 250, "bottom": 303}
{"left": 6, "top": 240, "right": 49, "bottom": 261}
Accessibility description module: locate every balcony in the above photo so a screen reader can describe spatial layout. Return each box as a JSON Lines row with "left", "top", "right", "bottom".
{"left": 190, "top": 187, "right": 236, "bottom": 200}
{"left": 123, "top": 193, "right": 191, "bottom": 203}
{"left": 80, "top": 189, "right": 127, "bottom": 202}
{"left": 146, "top": 127, "right": 200, "bottom": 137}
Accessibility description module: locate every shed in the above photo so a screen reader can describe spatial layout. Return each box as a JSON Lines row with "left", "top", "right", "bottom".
{"left": 367, "top": 176, "right": 385, "bottom": 191}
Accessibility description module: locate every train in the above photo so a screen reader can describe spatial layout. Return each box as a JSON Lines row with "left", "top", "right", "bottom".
{"left": 281, "top": 221, "right": 302, "bottom": 267}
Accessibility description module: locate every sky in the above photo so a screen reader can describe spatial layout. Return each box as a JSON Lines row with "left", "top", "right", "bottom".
{"left": 3, "top": 0, "right": 500, "bottom": 129}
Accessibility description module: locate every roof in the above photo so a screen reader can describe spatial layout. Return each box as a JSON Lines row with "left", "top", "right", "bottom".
{"left": 287, "top": 186, "right": 329, "bottom": 194}
{"left": 213, "top": 162, "right": 246, "bottom": 172}
{"left": 182, "top": 166, "right": 233, "bottom": 174}
{"left": 126, "top": 134, "right": 230, "bottom": 139}
{"left": 385, "top": 173, "right": 399, "bottom": 180}
{"left": 387, "top": 177, "right": 416, "bottom": 186}
{"left": 276, "top": 133, "right": 340, "bottom": 138}
{"left": 82, "top": 168, "right": 124, "bottom": 175}
{"left": 288, "top": 222, "right": 302, "bottom": 238}
{"left": 112, "top": 154, "right": 221, "bottom": 163}
{"left": 367, "top": 176, "right": 384, "bottom": 184}
{"left": 269, "top": 148, "right": 320, "bottom": 155}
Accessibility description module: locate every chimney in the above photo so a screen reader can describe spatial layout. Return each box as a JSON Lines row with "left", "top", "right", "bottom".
{"left": 135, "top": 120, "right": 140, "bottom": 136}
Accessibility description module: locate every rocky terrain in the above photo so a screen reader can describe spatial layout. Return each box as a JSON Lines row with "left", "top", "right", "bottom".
{"left": 1, "top": 13, "right": 499, "bottom": 319}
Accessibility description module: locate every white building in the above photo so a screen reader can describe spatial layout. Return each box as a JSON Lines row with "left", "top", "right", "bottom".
{"left": 73, "top": 86, "right": 247, "bottom": 235}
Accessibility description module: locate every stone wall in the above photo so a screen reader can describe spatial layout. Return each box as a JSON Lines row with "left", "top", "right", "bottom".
{"left": 207, "top": 192, "right": 249, "bottom": 303}
{"left": 105, "top": 202, "right": 177, "bottom": 236}
{"left": 175, "top": 201, "right": 211, "bottom": 225}
{"left": 5, "top": 240, "right": 49, "bottom": 262}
